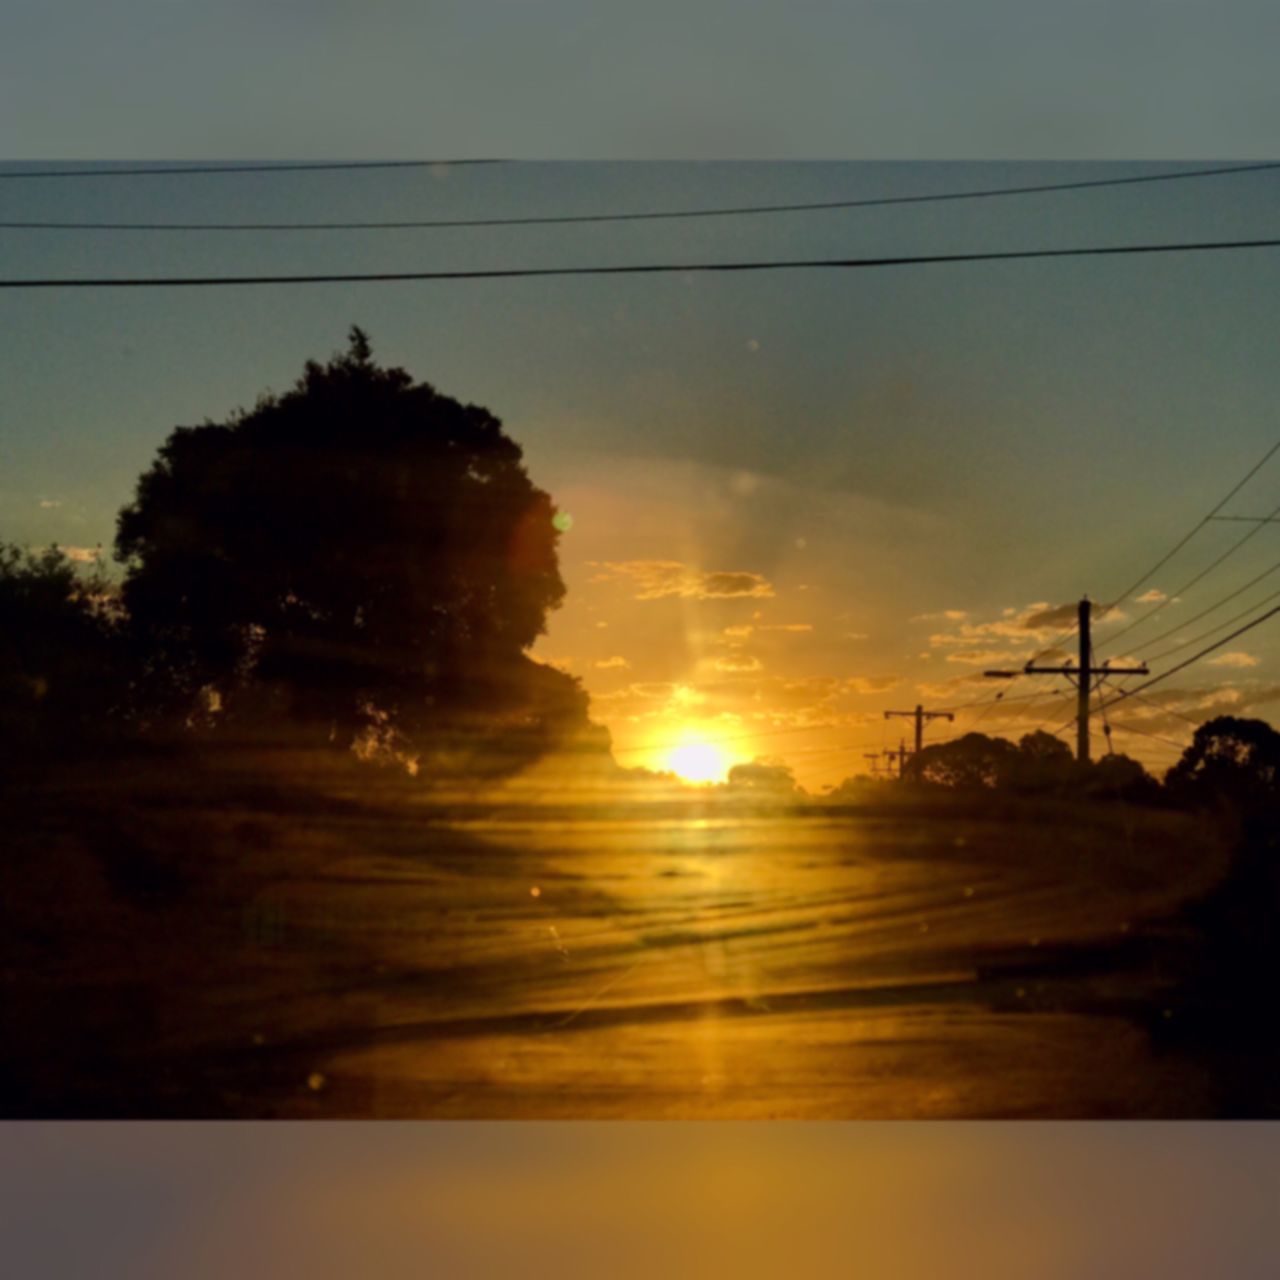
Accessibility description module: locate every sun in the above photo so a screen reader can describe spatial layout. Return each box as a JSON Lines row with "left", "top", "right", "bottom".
{"left": 665, "top": 738, "right": 733, "bottom": 784}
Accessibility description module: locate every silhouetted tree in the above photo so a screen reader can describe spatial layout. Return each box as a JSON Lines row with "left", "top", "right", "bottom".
{"left": 913, "top": 732, "right": 1018, "bottom": 789}
{"left": 1005, "top": 730, "right": 1076, "bottom": 793}
{"left": 115, "top": 329, "right": 580, "bottom": 760}
{"left": 1161, "top": 718, "right": 1280, "bottom": 1076}
{"left": 823, "top": 774, "right": 886, "bottom": 803}
{"left": 0, "top": 543, "right": 127, "bottom": 766}
{"left": 1165, "top": 716, "right": 1280, "bottom": 816}
{"left": 726, "top": 758, "right": 800, "bottom": 796}
{"left": 1084, "top": 751, "right": 1160, "bottom": 804}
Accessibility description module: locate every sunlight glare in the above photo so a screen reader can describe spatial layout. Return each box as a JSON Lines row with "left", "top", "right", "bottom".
{"left": 666, "top": 738, "right": 732, "bottom": 784}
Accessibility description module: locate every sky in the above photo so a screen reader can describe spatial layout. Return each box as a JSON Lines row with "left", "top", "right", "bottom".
{"left": 6, "top": 2, "right": 1280, "bottom": 159}
{"left": 4, "top": 160, "right": 1280, "bottom": 786}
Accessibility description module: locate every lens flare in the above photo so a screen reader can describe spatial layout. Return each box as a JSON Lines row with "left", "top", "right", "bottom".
{"left": 665, "top": 739, "right": 731, "bottom": 783}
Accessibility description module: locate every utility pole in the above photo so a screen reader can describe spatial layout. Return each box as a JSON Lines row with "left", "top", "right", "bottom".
{"left": 883, "top": 739, "right": 911, "bottom": 780}
{"left": 884, "top": 703, "right": 955, "bottom": 775}
{"left": 985, "top": 596, "right": 1148, "bottom": 764}
{"left": 862, "top": 752, "right": 884, "bottom": 778}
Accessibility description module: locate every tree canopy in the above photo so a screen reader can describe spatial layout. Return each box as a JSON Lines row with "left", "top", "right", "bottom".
{"left": 115, "top": 329, "right": 575, "bottom": 756}
{"left": 1166, "top": 716, "right": 1280, "bottom": 814}
{"left": 0, "top": 543, "right": 126, "bottom": 763}
{"left": 912, "top": 732, "right": 1019, "bottom": 789}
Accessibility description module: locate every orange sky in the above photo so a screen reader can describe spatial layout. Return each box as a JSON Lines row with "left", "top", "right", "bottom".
{"left": 530, "top": 454, "right": 1276, "bottom": 790}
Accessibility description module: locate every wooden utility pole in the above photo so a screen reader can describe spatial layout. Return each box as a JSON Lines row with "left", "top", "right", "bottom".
{"left": 884, "top": 703, "right": 955, "bottom": 773}
{"left": 883, "top": 739, "right": 911, "bottom": 779}
{"left": 862, "top": 752, "right": 884, "bottom": 778}
{"left": 987, "top": 596, "right": 1148, "bottom": 764}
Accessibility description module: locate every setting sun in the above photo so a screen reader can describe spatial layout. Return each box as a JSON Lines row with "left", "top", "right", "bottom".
{"left": 665, "top": 737, "right": 734, "bottom": 783}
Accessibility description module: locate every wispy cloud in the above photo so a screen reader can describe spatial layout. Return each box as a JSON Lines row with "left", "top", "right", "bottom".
{"left": 594, "top": 673, "right": 895, "bottom": 731}
{"left": 536, "top": 655, "right": 575, "bottom": 673}
{"left": 945, "top": 648, "right": 1032, "bottom": 666}
{"left": 845, "top": 675, "right": 900, "bottom": 694}
{"left": 928, "top": 602, "right": 1120, "bottom": 655}
{"left": 590, "top": 559, "right": 774, "bottom": 601}
{"left": 911, "top": 609, "right": 967, "bottom": 623}
{"left": 714, "top": 653, "right": 764, "bottom": 673}
{"left": 594, "top": 656, "right": 631, "bottom": 671}
{"left": 1207, "top": 651, "right": 1260, "bottom": 668}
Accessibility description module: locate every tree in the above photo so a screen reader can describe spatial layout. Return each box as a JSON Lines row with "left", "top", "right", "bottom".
{"left": 1082, "top": 752, "right": 1160, "bottom": 803}
{"left": 912, "top": 732, "right": 1018, "bottom": 790}
{"left": 0, "top": 543, "right": 126, "bottom": 764}
{"left": 115, "top": 329, "right": 579, "bottom": 760}
{"left": 1165, "top": 716, "right": 1280, "bottom": 815}
{"left": 1006, "top": 730, "right": 1076, "bottom": 792}
{"left": 726, "top": 758, "right": 801, "bottom": 796}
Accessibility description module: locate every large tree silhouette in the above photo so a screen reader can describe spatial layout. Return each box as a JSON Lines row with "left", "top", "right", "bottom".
{"left": 116, "top": 329, "right": 577, "bottom": 759}
{"left": 1166, "top": 715, "right": 1280, "bottom": 815}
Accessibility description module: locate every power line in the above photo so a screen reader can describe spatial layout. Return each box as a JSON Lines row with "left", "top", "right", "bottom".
{"left": 1093, "top": 435, "right": 1280, "bottom": 644}
{"left": 6, "top": 235, "right": 1280, "bottom": 290}
{"left": 1142, "top": 574, "right": 1280, "bottom": 664}
{"left": 1097, "top": 605, "right": 1280, "bottom": 712}
{"left": 934, "top": 688, "right": 1052, "bottom": 714}
{"left": 0, "top": 160, "right": 504, "bottom": 180}
{"left": 1035, "top": 690, "right": 1092, "bottom": 742}
{"left": 5, "top": 161, "right": 1280, "bottom": 230}
{"left": 1099, "top": 495, "right": 1280, "bottom": 652}
{"left": 1122, "top": 690, "right": 1209, "bottom": 729}
{"left": 1106, "top": 720, "right": 1191, "bottom": 752}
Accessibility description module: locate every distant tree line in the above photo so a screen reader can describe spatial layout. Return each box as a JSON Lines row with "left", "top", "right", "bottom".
{"left": 825, "top": 719, "right": 1280, "bottom": 821}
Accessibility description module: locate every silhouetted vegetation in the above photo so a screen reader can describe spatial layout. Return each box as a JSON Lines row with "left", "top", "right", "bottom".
{"left": 726, "top": 758, "right": 801, "bottom": 797}
{"left": 0, "top": 543, "right": 129, "bottom": 772}
{"left": 865, "top": 729, "right": 1162, "bottom": 805}
{"left": 113, "top": 328, "right": 595, "bottom": 774}
{"left": 1157, "top": 717, "right": 1280, "bottom": 1097}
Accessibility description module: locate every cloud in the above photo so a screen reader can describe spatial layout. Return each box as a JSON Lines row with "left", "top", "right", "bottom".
{"left": 38, "top": 498, "right": 63, "bottom": 510}
{"left": 916, "top": 675, "right": 997, "bottom": 698}
{"left": 927, "top": 602, "right": 1124, "bottom": 663}
{"left": 702, "top": 571, "right": 774, "bottom": 599}
{"left": 593, "top": 672, "right": 893, "bottom": 732}
{"left": 1207, "top": 651, "right": 1260, "bottom": 668}
{"left": 1020, "top": 602, "right": 1088, "bottom": 632}
{"left": 844, "top": 676, "right": 900, "bottom": 694}
{"left": 911, "top": 609, "right": 967, "bottom": 623}
{"left": 594, "top": 656, "right": 631, "bottom": 671}
{"left": 844, "top": 633, "right": 869, "bottom": 641}
{"left": 62, "top": 545, "right": 101, "bottom": 563}
{"left": 759, "top": 623, "right": 813, "bottom": 633}
{"left": 1135, "top": 589, "right": 1168, "bottom": 604}
{"left": 590, "top": 560, "right": 774, "bottom": 600}
{"left": 592, "top": 681, "right": 675, "bottom": 703}
{"left": 536, "top": 655, "right": 575, "bottom": 673}
{"left": 723, "top": 624, "right": 754, "bottom": 639}
{"left": 714, "top": 653, "right": 764, "bottom": 673}
{"left": 945, "top": 649, "right": 1031, "bottom": 666}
